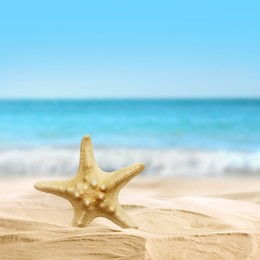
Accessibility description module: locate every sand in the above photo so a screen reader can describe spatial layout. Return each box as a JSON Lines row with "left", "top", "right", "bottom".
{"left": 1, "top": 177, "right": 260, "bottom": 259}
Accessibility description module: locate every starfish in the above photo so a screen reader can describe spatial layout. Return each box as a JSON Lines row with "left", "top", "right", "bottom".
{"left": 34, "top": 135, "right": 145, "bottom": 229}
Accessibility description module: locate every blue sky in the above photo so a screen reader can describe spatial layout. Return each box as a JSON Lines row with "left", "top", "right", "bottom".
{"left": 0, "top": 0, "right": 259, "bottom": 98}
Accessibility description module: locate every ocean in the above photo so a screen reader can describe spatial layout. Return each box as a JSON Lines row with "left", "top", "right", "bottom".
{"left": 0, "top": 99, "right": 260, "bottom": 177}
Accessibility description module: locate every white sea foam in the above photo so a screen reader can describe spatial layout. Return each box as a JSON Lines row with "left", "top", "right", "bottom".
{"left": 0, "top": 148, "right": 260, "bottom": 177}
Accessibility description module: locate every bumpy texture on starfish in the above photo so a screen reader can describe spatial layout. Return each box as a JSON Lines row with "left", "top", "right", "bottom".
{"left": 34, "top": 135, "right": 145, "bottom": 229}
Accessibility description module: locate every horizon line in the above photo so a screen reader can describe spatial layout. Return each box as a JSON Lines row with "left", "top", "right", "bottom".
{"left": 0, "top": 97, "right": 260, "bottom": 101}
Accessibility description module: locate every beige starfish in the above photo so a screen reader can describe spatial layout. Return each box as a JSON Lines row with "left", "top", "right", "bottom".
{"left": 34, "top": 135, "right": 145, "bottom": 229}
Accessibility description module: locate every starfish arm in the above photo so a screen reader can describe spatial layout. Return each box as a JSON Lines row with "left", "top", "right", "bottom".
{"left": 34, "top": 180, "right": 70, "bottom": 198}
{"left": 78, "top": 135, "right": 97, "bottom": 172}
{"left": 71, "top": 204, "right": 96, "bottom": 227}
{"left": 106, "top": 205, "right": 138, "bottom": 229}
{"left": 110, "top": 162, "right": 145, "bottom": 190}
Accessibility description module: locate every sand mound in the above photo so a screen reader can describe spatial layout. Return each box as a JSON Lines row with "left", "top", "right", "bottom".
{"left": 1, "top": 178, "right": 260, "bottom": 259}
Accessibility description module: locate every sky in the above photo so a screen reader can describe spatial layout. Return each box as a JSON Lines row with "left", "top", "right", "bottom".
{"left": 0, "top": 0, "right": 259, "bottom": 99}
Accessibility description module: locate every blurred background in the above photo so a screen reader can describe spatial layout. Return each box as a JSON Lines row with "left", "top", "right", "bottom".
{"left": 0, "top": 1, "right": 259, "bottom": 177}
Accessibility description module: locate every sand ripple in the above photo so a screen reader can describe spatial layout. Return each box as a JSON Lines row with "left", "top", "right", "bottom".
{"left": 1, "top": 178, "right": 260, "bottom": 259}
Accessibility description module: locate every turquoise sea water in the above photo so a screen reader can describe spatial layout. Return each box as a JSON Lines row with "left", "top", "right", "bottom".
{"left": 0, "top": 99, "right": 259, "bottom": 150}
{"left": 0, "top": 99, "right": 260, "bottom": 176}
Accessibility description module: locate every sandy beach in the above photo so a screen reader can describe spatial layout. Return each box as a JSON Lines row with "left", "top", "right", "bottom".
{"left": 1, "top": 0, "right": 259, "bottom": 257}
{"left": 0, "top": 177, "right": 260, "bottom": 259}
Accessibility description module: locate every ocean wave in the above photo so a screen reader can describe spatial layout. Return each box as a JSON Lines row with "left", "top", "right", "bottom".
{"left": 0, "top": 148, "right": 260, "bottom": 177}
